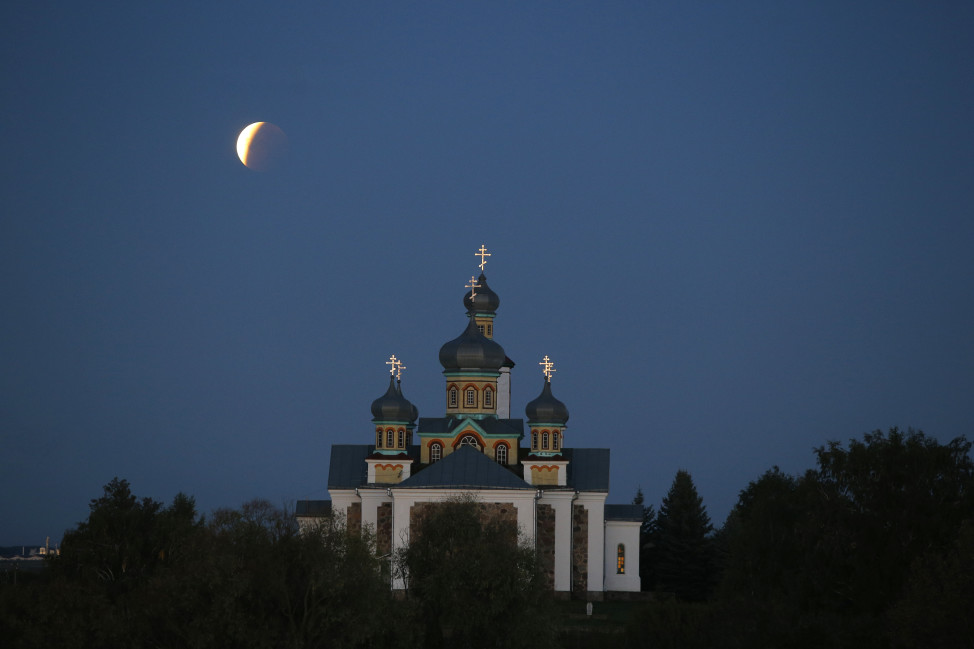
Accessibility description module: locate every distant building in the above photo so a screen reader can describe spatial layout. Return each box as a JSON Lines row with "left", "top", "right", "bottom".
{"left": 297, "top": 249, "right": 641, "bottom": 598}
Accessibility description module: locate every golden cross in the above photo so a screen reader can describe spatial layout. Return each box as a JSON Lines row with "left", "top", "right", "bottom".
{"left": 476, "top": 244, "right": 491, "bottom": 271}
{"left": 539, "top": 355, "right": 556, "bottom": 381}
{"left": 465, "top": 275, "right": 480, "bottom": 299}
{"left": 386, "top": 354, "right": 399, "bottom": 376}
{"left": 395, "top": 360, "right": 406, "bottom": 381}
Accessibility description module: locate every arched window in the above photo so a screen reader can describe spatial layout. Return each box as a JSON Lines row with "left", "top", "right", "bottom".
{"left": 532, "top": 431, "right": 538, "bottom": 450}
{"left": 449, "top": 387, "right": 458, "bottom": 408}
{"left": 483, "top": 388, "right": 493, "bottom": 408}
{"left": 430, "top": 443, "right": 442, "bottom": 463}
{"left": 542, "top": 431, "right": 549, "bottom": 450}
{"left": 486, "top": 324, "right": 493, "bottom": 337}
{"left": 398, "top": 429, "right": 405, "bottom": 448}
{"left": 376, "top": 430, "right": 383, "bottom": 448}
{"left": 495, "top": 443, "right": 508, "bottom": 464}
{"left": 458, "top": 434, "right": 480, "bottom": 450}
{"left": 465, "top": 388, "right": 477, "bottom": 407}
{"left": 552, "top": 432, "right": 560, "bottom": 451}
{"left": 617, "top": 544, "right": 625, "bottom": 574}
{"left": 477, "top": 324, "right": 485, "bottom": 335}
{"left": 386, "top": 429, "right": 394, "bottom": 447}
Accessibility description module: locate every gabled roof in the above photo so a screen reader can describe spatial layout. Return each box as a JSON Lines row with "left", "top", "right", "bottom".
{"left": 565, "top": 448, "right": 610, "bottom": 492}
{"left": 605, "top": 504, "right": 643, "bottom": 521}
{"left": 397, "top": 445, "right": 531, "bottom": 490}
{"left": 295, "top": 500, "right": 332, "bottom": 517}
{"left": 418, "top": 417, "right": 524, "bottom": 438}
{"left": 327, "top": 445, "right": 373, "bottom": 489}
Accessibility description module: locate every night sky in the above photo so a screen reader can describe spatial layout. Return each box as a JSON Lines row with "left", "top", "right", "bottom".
{"left": 3, "top": 2, "right": 973, "bottom": 544}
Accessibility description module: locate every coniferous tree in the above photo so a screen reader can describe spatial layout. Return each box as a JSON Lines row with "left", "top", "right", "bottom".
{"left": 654, "top": 470, "right": 716, "bottom": 601}
{"left": 633, "top": 488, "right": 658, "bottom": 591}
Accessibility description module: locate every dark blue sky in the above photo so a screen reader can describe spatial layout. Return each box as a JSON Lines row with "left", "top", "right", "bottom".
{"left": 3, "top": 2, "right": 973, "bottom": 543}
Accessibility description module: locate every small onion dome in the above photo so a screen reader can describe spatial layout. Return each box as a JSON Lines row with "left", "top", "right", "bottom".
{"left": 463, "top": 273, "right": 500, "bottom": 314}
{"left": 439, "top": 318, "right": 506, "bottom": 371}
{"left": 525, "top": 378, "right": 569, "bottom": 425}
{"left": 371, "top": 375, "right": 418, "bottom": 423}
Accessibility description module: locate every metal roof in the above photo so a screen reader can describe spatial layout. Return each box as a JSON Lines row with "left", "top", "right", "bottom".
{"left": 295, "top": 500, "right": 332, "bottom": 517}
{"left": 604, "top": 504, "right": 643, "bottom": 521}
{"left": 565, "top": 448, "right": 610, "bottom": 492}
{"left": 326, "top": 445, "right": 373, "bottom": 489}
{"left": 397, "top": 445, "right": 532, "bottom": 490}
{"left": 418, "top": 416, "right": 524, "bottom": 437}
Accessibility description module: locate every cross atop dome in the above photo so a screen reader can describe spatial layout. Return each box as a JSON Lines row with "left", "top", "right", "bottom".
{"left": 476, "top": 244, "right": 491, "bottom": 271}
{"left": 465, "top": 275, "right": 481, "bottom": 300}
{"left": 386, "top": 354, "right": 406, "bottom": 380}
{"left": 539, "top": 355, "right": 556, "bottom": 382}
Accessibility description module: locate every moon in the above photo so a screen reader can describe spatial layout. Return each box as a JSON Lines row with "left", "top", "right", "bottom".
{"left": 236, "top": 122, "right": 288, "bottom": 171}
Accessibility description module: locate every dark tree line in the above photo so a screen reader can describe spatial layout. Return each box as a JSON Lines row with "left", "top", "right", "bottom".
{"left": 628, "top": 428, "right": 974, "bottom": 648}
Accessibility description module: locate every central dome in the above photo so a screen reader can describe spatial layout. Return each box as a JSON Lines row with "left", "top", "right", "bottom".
{"left": 463, "top": 272, "right": 500, "bottom": 314}
{"left": 439, "top": 318, "right": 506, "bottom": 371}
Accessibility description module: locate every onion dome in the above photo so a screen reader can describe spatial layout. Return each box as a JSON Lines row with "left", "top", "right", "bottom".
{"left": 463, "top": 273, "right": 500, "bottom": 314}
{"left": 525, "top": 379, "right": 570, "bottom": 425}
{"left": 439, "top": 318, "right": 506, "bottom": 371}
{"left": 371, "top": 376, "right": 418, "bottom": 423}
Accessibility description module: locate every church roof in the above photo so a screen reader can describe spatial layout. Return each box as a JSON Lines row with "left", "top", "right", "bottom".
{"left": 565, "top": 448, "right": 610, "bottom": 492}
{"left": 327, "top": 445, "right": 373, "bottom": 489}
{"left": 397, "top": 445, "right": 531, "bottom": 490}
{"left": 418, "top": 416, "right": 524, "bottom": 437}
{"left": 604, "top": 504, "right": 643, "bottom": 521}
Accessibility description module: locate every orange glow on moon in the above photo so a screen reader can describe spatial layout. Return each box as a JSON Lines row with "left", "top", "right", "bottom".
{"left": 236, "top": 122, "right": 287, "bottom": 171}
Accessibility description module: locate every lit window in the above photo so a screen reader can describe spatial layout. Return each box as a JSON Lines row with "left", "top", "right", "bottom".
{"left": 495, "top": 444, "right": 508, "bottom": 464}
{"left": 484, "top": 388, "right": 493, "bottom": 408}
{"left": 465, "top": 389, "right": 476, "bottom": 406}
{"left": 542, "top": 431, "right": 549, "bottom": 450}
{"left": 552, "top": 432, "right": 560, "bottom": 451}
{"left": 617, "top": 544, "right": 625, "bottom": 574}
{"left": 386, "top": 429, "right": 394, "bottom": 447}
{"left": 398, "top": 429, "right": 405, "bottom": 448}
{"left": 430, "top": 443, "right": 442, "bottom": 463}
{"left": 449, "top": 387, "right": 458, "bottom": 408}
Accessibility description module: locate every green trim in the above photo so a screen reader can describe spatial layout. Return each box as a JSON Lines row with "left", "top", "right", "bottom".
{"left": 442, "top": 371, "right": 500, "bottom": 378}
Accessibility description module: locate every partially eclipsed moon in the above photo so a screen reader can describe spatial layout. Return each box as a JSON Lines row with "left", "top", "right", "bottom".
{"left": 236, "top": 122, "right": 288, "bottom": 171}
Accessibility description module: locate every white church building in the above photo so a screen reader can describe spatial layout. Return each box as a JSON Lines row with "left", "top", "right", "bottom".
{"left": 297, "top": 248, "right": 641, "bottom": 598}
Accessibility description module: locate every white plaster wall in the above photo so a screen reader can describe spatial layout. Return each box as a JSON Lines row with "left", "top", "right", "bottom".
{"left": 575, "top": 492, "right": 607, "bottom": 594}
{"left": 538, "top": 490, "right": 575, "bottom": 592}
{"left": 603, "top": 520, "right": 641, "bottom": 592}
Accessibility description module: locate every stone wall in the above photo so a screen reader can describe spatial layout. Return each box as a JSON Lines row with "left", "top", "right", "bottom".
{"left": 536, "top": 503, "right": 555, "bottom": 587}
{"left": 572, "top": 503, "right": 588, "bottom": 596}
{"left": 347, "top": 502, "right": 362, "bottom": 535}
{"left": 410, "top": 501, "right": 517, "bottom": 540}
{"left": 377, "top": 503, "right": 392, "bottom": 556}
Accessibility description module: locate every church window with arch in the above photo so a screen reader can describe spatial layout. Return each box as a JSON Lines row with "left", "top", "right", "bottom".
{"left": 532, "top": 431, "right": 538, "bottom": 450}
{"left": 386, "top": 429, "right": 394, "bottom": 447}
{"left": 398, "top": 429, "right": 405, "bottom": 448}
{"left": 495, "top": 443, "right": 508, "bottom": 464}
{"left": 376, "top": 430, "right": 382, "bottom": 448}
{"left": 449, "top": 387, "right": 458, "bottom": 408}
{"left": 465, "top": 388, "right": 477, "bottom": 407}
{"left": 430, "top": 442, "right": 442, "bottom": 463}
{"left": 458, "top": 434, "right": 480, "bottom": 450}
{"left": 552, "top": 432, "right": 560, "bottom": 451}
{"left": 542, "top": 431, "right": 549, "bottom": 450}
{"left": 483, "top": 387, "right": 493, "bottom": 408}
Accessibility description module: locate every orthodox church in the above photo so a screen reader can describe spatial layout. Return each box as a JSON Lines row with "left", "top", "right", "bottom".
{"left": 297, "top": 247, "right": 641, "bottom": 598}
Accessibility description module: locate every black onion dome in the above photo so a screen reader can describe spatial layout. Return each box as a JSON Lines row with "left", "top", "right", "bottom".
{"left": 439, "top": 318, "right": 506, "bottom": 371}
{"left": 463, "top": 273, "right": 500, "bottom": 314}
{"left": 525, "top": 379, "right": 569, "bottom": 425}
{"left": 371, "top": 375, "right": 418, "bottom": 422}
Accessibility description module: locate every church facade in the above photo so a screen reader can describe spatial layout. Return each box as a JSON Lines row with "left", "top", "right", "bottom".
{"left": 297, "top": 249, "right": 641, "bottom": 598}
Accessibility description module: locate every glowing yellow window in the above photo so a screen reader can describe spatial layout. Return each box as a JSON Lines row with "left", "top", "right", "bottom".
{"left": 617, "top": 544, "right": 625, "bottom": 574}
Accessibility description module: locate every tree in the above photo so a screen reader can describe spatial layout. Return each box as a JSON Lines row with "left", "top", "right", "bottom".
{"left": 633, "top": 487, "right": 658, "bottom": 591}
{"left": 398, "top": 496, "right": 555, "bottom": 649}
{"left": 653, "top": 470, "right": 717, "bottom": 601}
